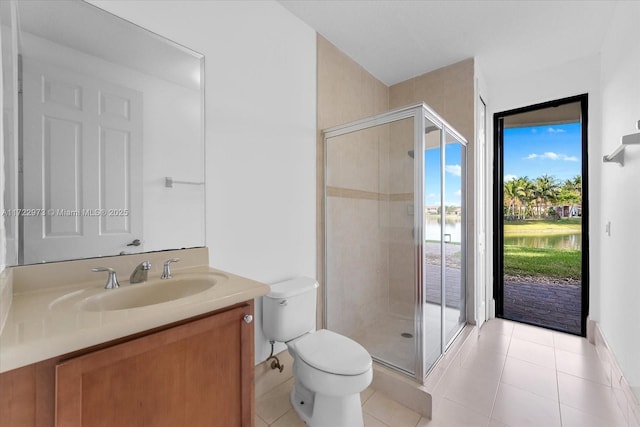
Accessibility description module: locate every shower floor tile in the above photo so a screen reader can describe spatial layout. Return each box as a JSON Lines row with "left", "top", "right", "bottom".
{"left": 351, "top": 305, "right": 461, "bottom": 374}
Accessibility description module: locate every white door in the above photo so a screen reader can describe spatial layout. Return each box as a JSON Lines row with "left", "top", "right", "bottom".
{"left": 22, "top": 58, "right": 143, "bottom": 263}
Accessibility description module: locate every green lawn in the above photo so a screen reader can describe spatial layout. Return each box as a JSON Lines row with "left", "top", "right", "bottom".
{"left": 504, "top": 218, "right": 581, "bottom": 235}
{"left": 503, "top": 245, "right": 581, "bottom": 280}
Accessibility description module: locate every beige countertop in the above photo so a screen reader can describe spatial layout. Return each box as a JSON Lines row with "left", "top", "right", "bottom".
{"left": 0, "top": 249, "right": 270, "bottom": 373}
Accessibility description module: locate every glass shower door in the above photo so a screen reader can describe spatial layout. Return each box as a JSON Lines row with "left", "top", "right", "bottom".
{"left": 444, "top": 132, "right": 466, "bottom": 346}
{"left": 325, "top": 116, "right": 417, "bottom": 376}
{"left": 423, "top": 121, "right": 442, "bottom": 371}
{"left": 324, "top": 103, "right": 468, "bottom": 383}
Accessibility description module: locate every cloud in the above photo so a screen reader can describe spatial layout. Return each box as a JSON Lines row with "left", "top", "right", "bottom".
{"left": 547, "top": 127, "right": 566, "bottom": 133}
{"left": 445, "top": 164, "right": 462, "bottom": 176}
{"left": 427, "top": 193, "right": 437, "bottom": 199}
{"left": 455, "top": 189, "right": 462, "bottom": 196}
{"left": 524, "top": 152, "right": 578, "bottom": 162}
{"left": 504, "top": 174, "right": 518, "bottom": 181}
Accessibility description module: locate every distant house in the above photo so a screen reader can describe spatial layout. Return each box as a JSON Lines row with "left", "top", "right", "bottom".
{"left": 553, "top": 204, "right": 582, "bottom": 218}
{"left": 425, "top": 206, "right": 439, "bottom": 215}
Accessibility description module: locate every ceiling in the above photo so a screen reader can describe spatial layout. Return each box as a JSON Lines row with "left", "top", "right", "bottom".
{"left": 279, "top": 0, "right": 619, "bottom": 87}
{"left": 504, "top": 102, "right": 582, "bottom": 128}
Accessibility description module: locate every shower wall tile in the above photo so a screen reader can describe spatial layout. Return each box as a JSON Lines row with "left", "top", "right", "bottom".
{"left": 326, "top": 126, "right": 386, "bottom": 193}
{"left": 326, "top": 197, "right": 387, "bottom": 337}
{"left": 317, "top": 37, "right": 388, "bottom": 128}
{"left": 317, "top": 34, "right": 390, "bottom": 329}
{"left": 389, "top": 58, "right": 474, "bottom": 144}
{"left": 388, "top": 119, "right": 415, "bottom": 194}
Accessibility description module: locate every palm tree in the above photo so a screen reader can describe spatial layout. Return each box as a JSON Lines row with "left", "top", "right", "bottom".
{"left": 503, "top": 178, "right": 519, "bottom": 219}
{"left": 515, "top": 176, "right": 535, "bottom": 219}
{"left": 534, "top": 174, "right": 560, "bottom": 218}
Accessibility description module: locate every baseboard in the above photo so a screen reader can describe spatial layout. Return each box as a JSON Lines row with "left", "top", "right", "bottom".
{"left": 592, "top": 320, "right": 640, "bottom": 426}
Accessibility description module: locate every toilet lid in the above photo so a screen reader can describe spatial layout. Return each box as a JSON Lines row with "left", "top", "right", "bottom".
{"left": 294, "top": 330, "right": 372, "bottom": 376}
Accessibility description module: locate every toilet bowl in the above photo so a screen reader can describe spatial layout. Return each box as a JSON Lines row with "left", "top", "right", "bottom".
{"left": 262, "top": 278, "right": 372, "bottom": 427}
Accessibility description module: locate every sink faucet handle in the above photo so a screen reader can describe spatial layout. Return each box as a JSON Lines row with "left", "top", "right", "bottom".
{"left": 91, "top": 267, "right": 120, "bottom": 289}
{"left": 161, "top": 258, "right": 180, "bottom": 279}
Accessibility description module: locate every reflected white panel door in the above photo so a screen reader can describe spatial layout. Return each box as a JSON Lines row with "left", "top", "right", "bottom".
{"left": 22, "top": 58, "right": 143, "bottom": 263}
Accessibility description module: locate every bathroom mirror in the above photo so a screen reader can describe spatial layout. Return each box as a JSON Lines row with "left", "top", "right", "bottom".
{"left": 3, "top": 0, "right": 205, "bottom": 265}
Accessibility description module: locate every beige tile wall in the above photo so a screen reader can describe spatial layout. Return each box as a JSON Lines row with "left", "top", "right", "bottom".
{"left": 317, "top": 35, "right": 389, "bottom": 330}
{"left": 324, "top": 121, "right": 391, "bottom": 336}
{"left": 387, "top": 117, "right": 416, "bottom": 317}
{"left": 389, "top": 59, "right": 475, "bottom": 321}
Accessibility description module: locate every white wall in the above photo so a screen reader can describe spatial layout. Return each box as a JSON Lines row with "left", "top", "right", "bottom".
{"left": 485, "top": 53, "right": 602, "bottom": 323}
{"left": 90, "top": 1, "right": 317, "bottom": 363}
{"left": 599, "top": 1, "right": 640, "bottom": 390}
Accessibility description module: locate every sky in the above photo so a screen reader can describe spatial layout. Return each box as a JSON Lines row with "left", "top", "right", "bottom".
{"left": 425, "top": 143, "right": 463, "bottom": 207}
{"left": 421, "top": 122, "right": 581, "bottom": 208}
{"left": 503, "top": 122, "right": 582, "bottom": 183}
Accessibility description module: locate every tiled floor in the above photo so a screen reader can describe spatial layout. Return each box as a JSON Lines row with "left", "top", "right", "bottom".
{"left": 256, "top": 318, "right": 633, "bottom": 426}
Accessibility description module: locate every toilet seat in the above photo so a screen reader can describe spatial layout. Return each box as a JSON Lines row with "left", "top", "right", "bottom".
{"left": 293, "top": 329, "right": 372, "bottom": 376}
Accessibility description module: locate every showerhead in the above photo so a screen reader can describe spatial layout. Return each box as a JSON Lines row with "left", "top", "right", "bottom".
{"left": 408, "top": 126, "right": 439, "bottom": 158}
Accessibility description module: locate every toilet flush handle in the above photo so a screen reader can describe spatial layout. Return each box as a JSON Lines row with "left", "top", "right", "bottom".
{"left": 279, "top": 300, "right": 288, "bottom": 306}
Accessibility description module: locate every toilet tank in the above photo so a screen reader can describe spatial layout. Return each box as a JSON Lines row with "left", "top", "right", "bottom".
{"left": 262, "top": 277, "right": 318, "bottom": 342}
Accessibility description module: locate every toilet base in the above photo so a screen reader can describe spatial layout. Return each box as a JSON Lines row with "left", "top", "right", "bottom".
{"left": 290, "top": 380, "right": 364, "bottom": 427}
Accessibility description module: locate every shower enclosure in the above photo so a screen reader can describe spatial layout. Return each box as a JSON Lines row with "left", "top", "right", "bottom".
{"left": 324, "top": 103, "right": 467, "bottom": 383}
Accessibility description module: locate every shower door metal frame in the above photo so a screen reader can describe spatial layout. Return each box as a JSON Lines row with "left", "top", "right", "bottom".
{"left": 323, "top": 103, "right": 468, "bottom": 384}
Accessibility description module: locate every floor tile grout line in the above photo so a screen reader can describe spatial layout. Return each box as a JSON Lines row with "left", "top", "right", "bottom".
{"left": 487, "top": 331, "right": 511, "bottom": 421}
{"left": 363, "top": 409, "right": 391, "bottom": 427}
{"left": 553, "top": 337, "right": 565, "bottom": 426}
{"left": 558, "top": 400, "right": 630, "bottom": 426}
{"left": 256, "top": 414, "right": 269, "bottom": 426}
{"left": 556, "top": 368, "right": 614, "bottom": 387}
{"left": 268, "top": 408, "right": 294, "bottom": 426}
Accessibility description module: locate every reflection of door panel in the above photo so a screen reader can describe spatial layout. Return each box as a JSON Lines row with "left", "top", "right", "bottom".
{"left": 22, "top": 58, "right": 142, "bottom": 263}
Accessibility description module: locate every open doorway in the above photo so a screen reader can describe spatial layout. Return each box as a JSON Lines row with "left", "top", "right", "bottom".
{"left": 493, "top": 95, "right": 589, "bottom": 336}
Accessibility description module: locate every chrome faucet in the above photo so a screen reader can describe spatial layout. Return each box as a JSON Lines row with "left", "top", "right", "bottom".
{"left": 130, "top": 261, "right": 151, "bottom": 284}
{"left": 161, "top": 258, "right": 180, "bottom": 279}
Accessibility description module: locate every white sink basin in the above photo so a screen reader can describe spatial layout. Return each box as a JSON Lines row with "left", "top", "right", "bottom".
{"left": 80, "top": 274, "right": 219, "bottom": 311}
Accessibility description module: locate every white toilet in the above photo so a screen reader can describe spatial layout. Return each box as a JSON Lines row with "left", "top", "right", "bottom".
{"left": 263, "top": 277, "right": 372, "bottom": 427}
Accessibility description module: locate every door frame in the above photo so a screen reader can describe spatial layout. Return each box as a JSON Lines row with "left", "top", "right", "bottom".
{"left": 492, "top": 94, "right": 589, "bottom": 336}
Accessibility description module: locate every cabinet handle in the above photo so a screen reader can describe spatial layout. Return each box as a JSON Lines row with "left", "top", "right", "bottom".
{"left": 243, "top": 314, "right": 253, "bottom": 324}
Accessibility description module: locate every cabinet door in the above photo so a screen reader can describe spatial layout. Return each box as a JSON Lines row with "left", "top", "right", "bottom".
{"left": 55, "top": 305, "right": 254, "bottom": 427}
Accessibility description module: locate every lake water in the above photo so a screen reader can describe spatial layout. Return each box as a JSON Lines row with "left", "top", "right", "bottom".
{"left": 425, "top": 216, "right": 582, "bottom": 250}
{"left": 425, "top": 217, "right": 462, "bottom": 243}
{"left": 503, "top": 233, "right": 582, "bottom": 250}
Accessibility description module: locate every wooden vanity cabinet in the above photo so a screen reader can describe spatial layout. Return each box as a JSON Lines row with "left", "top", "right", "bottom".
{"left": 0, "top": 302, "right": 255, "bottom": 427}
